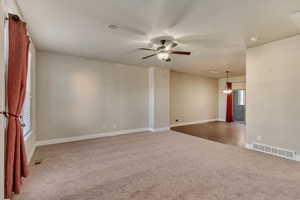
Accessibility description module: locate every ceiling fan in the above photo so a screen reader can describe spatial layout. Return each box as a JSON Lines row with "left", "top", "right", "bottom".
{"left": 139, "top": 39, "right": 191, "bottom": 62}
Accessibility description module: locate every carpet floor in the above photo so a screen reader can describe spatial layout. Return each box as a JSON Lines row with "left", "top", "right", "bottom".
{"left": 16, "top": 131, "right": 300, "bottom": 200}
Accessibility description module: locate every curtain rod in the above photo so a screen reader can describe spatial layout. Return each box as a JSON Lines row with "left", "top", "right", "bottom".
{"left": 5, "top": 14, "right": 20, "bottom": 22}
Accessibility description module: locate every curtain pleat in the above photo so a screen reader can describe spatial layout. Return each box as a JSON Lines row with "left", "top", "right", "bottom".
{"left": 226, "top": 82, "right": 233, "bottom": 123}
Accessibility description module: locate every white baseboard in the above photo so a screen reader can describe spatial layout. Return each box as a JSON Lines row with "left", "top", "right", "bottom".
{"left": 170, "top": 119, "right": 218, "bottom": 128}
{"left": 245, "top": 143, "right": 252, "bottom": 149}
{"left": 36, "top": 128, "right": 149, "bottom": 146}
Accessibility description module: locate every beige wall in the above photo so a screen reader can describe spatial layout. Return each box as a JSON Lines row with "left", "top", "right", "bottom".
{"left": 218, "top": 75, "right": 246, "bottom": 120}
{"left": 170, "top": 71, "right": 218, "bottom": 125}
{"left": 246, "top": 34, "right": 300, "bottom": 152}
{"left": 0, "top": 2, "right": 5, "bottom": 199}
{"left": 37, "top": 52, "right": 149, "bottom": 141}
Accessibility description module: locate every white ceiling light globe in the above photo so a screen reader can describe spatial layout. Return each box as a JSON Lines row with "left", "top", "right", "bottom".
{"left": 157, "top": 52, "right": 169, "bottom": 60}
{"left": 223, "top": 89, "right": 233, "bottom": 94}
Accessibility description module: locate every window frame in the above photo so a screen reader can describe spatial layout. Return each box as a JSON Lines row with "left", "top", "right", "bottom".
{"left": 22, "top": 47, "right": 32, "bottom": 137}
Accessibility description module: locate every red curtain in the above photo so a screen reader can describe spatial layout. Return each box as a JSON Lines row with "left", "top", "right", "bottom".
{"left": 226, "top": 82, "right": 233, "bottom": 123}
{"left": 4, "top": 14, "right": 30, "bottom": 199}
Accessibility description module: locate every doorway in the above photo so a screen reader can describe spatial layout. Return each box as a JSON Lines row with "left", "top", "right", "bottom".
{"left": 233, "top": 90, "right": 246, "bottom": 123}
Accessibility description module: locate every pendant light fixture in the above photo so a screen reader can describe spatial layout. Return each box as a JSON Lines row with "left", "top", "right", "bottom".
{"left": 223, "top": 71, "right": 233, "bottom": 94}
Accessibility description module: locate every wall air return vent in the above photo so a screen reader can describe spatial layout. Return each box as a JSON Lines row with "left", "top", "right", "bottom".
{"left": 252, "top": 143, "right": 296, "bottom": 160}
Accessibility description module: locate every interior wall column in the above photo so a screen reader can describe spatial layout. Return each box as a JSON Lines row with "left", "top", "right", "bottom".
{"left": 148, "top": 67, "right": 170, "bottom": 131}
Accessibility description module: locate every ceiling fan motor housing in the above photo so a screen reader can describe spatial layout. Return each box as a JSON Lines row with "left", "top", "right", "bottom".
{"left": 159, "top": 39, "right": 178, "bottom": 50}
{"left": 140, "top": 35, "right": 191, "bottom": 61}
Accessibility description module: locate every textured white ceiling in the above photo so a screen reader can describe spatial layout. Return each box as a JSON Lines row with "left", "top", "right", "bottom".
{"left": 17, "top": 0, "right": 300, "bottom": 78}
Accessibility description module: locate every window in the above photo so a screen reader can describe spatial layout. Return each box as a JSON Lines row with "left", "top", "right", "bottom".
{"left": 22, "top": 49, "right": 32, "bottom": 136}
{"left": 238, "top": 90, "right": 245, "bottom": 106}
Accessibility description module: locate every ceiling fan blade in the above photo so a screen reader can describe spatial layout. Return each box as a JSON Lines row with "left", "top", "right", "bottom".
{"left": 142, "top": 54, "right": 157, "bottom": 59}
{"left": 166, "top": 0, "right": 198, "bottom": 29}
{"left": 177, "top": 34, "right": 215, "bottom": 42}
{"left": 176, "top": 34, "right": 228, "bottom": 48}
{"left": 170, "top": 51, "right": 191, "bottom": 55}
{"left": 108, "top": 24, "right": 147, "bottom": 37}
{"left": 119, "top": 25, "right": 147, "bottom": 36}
{"left": 139, "top": 48, "right": 157, "bottom": 51}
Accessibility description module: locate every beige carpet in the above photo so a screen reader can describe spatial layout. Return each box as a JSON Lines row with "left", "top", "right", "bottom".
{"left": 16, "top": 131, "right": 300, "bottom": 200}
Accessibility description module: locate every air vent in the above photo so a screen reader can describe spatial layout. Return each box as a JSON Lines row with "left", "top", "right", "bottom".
{"left": 252, "top": 143, "right": 296, "bottom": 160}
{"left": 34, "top": 160, "right": 42, "bottom": 165}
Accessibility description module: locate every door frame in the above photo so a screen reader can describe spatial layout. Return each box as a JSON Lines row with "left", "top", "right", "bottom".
{"left": 232, "top": 89, "right": 246, "bottom": 123}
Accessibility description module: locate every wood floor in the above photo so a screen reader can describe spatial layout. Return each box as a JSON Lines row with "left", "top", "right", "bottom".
{"left": 171, "top": 121, "right": 246, "bottom": 147}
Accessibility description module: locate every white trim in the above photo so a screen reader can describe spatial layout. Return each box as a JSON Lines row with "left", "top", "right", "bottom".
{"left": 24, "top": 130, "right": 33, "bottom": 141}
{"left": 24, "top": 130, "right": 37, "bottom": 162}
{"left": 148, "top": 67, "right": 155, "bottom": 128}
{"left": 27, "top": 143, "right": 36, "bottom": 163}
{"left": 217, "top": 118, "right": 226, "bottom": 122}
{"left": 296, "top": 154, "right": 300, "bottom": 162}
{"left": 36, "top": 128, "right": 149, "bottom": 146}
{"left": 245, "top": 143, "right": 252, "bottom": 149}
{"left": 149, "top": 127, "right": 170, "bottom": 132}
{"left": 170, "top": 119, "right": 218, "bottom": 128}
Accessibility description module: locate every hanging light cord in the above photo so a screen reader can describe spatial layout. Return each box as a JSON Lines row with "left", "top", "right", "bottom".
{"left": 226, "top": 70, "right": 229, "bottom": 82}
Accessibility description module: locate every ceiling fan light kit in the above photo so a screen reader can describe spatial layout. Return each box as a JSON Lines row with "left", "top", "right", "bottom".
{"left": 223, "top": 89, "right": 233, "bottom": 94}
{"left": 157, "top": 52, "right": 170, "bottom": 61}
{"left": 139, "top": 37, "right": 191, "bottom": 62}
